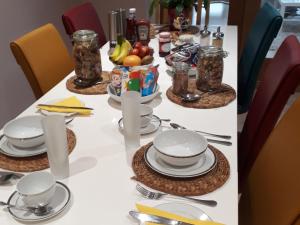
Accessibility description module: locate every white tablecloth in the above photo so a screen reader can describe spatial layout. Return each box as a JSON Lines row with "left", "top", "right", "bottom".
{"left": 0, "top": 26, "right": 238, "bottom": 225}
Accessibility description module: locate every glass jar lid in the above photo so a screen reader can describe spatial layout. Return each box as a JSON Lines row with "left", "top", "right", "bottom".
{"left": 199, "top": 46, "right": 228, "bottom": 57}
{"left": 73, "top": 30, "right": 98, "bottom": 42}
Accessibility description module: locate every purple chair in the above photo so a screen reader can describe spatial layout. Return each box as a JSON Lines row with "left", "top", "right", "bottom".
{"left": 62, "top": 2, "right": 107, "bottom": 47}
{"left": 239, "top": 35, "right": 300, "bottom": 189}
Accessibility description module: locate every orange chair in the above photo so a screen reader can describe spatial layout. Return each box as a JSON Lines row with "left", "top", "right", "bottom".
{"left": 239, "top": 96, "right": 300, "bottom": 225}
{"left": 10, "top": 23, "right": 74, "bottom": 99}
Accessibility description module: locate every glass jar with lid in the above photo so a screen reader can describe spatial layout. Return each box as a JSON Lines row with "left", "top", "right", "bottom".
{"left": 172, "top": 62, "right": 190, "bottom": 96}
{"left": 72, "top": 30, "right": 102, "bottom": 87}
{"left": 196, "top": 46, "right": 228, "bottom": 92}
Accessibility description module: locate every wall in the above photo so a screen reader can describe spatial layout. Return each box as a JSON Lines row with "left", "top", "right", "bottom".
{"left": 87, "top": 0, "right": 149, "bottom": 39}
{"left": 0, "top": 0, "right": 149, "bottom": 128}
{"left": 0, "top": 0, "right": 81, "bottom": 127}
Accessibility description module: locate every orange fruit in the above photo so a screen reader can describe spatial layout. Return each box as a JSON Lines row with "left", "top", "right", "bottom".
{"left": 123, "top": 55, "right": 142, "bottom": 67}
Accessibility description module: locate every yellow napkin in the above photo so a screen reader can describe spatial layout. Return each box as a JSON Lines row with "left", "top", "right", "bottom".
{"left": 136, "top": 204, "right": 224, "bottom": 225}
{"left": 37, "top": 96, "right": 91, "bottom": 115}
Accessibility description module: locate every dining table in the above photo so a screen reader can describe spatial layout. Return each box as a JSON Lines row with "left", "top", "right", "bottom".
{"left": 0, "top": 25, "right": 238, "bottom": 225}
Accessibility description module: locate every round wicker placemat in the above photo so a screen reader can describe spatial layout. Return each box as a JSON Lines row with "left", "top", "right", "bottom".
{"left": 132, "top": 143, "right": 230, "bottom": 196}
{"left": 66, "top": 71, "right": 111, "bottom": 95}
{"left": 0, "top": 129, "right": 76, "bottom": 172}
{"left": 166, "top": 79, "right": 236, "bottom": 109}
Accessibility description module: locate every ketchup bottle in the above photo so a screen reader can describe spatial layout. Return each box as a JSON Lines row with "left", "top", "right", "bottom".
{"left": 136, "top": 19, "right": 150, "bottom": 46}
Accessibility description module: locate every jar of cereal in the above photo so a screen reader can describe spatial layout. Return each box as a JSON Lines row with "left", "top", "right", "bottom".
{"left": 196, "top": 46, "right": 228, "bottom": 92}
{"left": 72, "top": 30, "right": 102, "bottom": 87}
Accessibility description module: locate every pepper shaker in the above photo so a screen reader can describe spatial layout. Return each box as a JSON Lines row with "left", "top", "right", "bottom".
{"left": 212, "top": 26, "right": 224, "bottom": 48}
{"left": 200, "top": 25, "right": 211, "bottom": 46}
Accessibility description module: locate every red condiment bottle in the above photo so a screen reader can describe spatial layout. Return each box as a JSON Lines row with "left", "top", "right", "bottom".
{"left": 136, "top": 19, "right": 150, "bottom": 46}
{"left": 126, "top": 8, "right": 137, "bottom": 45}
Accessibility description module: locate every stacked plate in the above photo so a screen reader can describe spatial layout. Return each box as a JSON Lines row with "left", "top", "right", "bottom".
{"left": 144, "top": 130, "right": 217, "bottom": 178}
{"left": 0, "top": 115, "right": 47, "bottom": 158}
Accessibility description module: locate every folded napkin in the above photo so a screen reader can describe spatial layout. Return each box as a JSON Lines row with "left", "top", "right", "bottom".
{"left": 136, "top": 204, "right": 224, "bottom": 225}
{"left": 37, "top": 96, "right": 91, "bottom": 115}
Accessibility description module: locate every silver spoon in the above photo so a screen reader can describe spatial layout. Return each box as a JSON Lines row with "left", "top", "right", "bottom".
{"left": 153, "top": 118, "right": 171, "bottom": 122}
{"left": 170, "top": 123, "right": 231, "bottom": 139}
{"left": 170, "top": 123, "right": 232, "bottom": 145}
{"left": 0, "top": 172, "right": 24, "bottom": 184}
{"left": 0, "top": 201, "right": 50, "bottom": 215}
{"left": 181, "top": 93, "right": 201, "bottom": 102}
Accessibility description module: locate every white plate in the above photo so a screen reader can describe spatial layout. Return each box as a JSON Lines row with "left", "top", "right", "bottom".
{"left": 155, "top": 202, "right": 212, "bottom": 221}
{"left": 107, "top": 84, "right": 160, "bottom": 104}
{"left": 118, "top": 115, "right": 161, "bottom": 135}
{"left": 144, "top": 145, "right": 217, "bottom": 178}
{"left": 7, "top": 181, "right": 71, "bottom": 222}
{"left": 39, "top": 98, "right": 84, "bottom": 117}
{"left": 0, "top": 135, "right": 46, "bottom": 158}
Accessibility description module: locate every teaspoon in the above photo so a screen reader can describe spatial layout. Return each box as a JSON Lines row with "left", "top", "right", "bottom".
{"left": 0, "top": 201, "right": 50, "bottom": 215}
{"left": 181, "top": 93, "right": 201, "bottom": 102}
{"left": 170, "top": 123, "right": 231, "bottom": 141}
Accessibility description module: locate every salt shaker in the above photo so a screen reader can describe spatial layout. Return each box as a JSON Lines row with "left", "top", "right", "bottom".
{"left": 212, "top": 26, "right": 224, "bottom": 48}
{"left": 200, "top": 25, "right": 211, "bottom": 46}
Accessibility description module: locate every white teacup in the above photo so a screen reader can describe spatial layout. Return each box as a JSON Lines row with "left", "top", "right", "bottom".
{"left": 140, "top": 105, "right": 153, "bottom": 128}
{"left": 16, "top": 171, "right": 56, "bottom": 208}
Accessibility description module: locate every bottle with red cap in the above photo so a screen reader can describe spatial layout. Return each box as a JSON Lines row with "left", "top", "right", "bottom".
{"left": 159, "top": 32, "right": 171, "bottom": 57}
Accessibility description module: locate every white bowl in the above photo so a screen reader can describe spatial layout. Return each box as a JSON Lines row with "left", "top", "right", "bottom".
{"left": 3, "top": 116, "right": 44, "bottom": 148}
{"left": 140, "top": 104, "right": 153, "bottom": 128}
{"left": 107, "top": 84, "right": 160, "bottom": 104}
{"left": 153, "top": 130, "right": 208, "bottom": 167}
{"left": 16, "top": 171, "right": 56, "bottom": 208}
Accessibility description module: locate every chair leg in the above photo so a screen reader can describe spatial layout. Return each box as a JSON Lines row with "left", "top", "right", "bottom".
{"left": 196, "top": 0, "right": 203, "bottom": 25}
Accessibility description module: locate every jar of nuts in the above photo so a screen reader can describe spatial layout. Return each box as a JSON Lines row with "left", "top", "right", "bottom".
{"left": 196, "top": 46, "right": 228, "bottom": 92}
{"left": 72, "top": 30, "right": 102, "bottom": 87}
{"left": 172, "top": 62, "right": 190, "bottom": 96}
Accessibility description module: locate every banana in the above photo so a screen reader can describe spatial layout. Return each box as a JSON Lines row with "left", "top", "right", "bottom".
{"left": 115, "top": 40, "right": 132, "bottom": 64}
{"left": 109, "top": 44, "right": 121, "bottom": 61}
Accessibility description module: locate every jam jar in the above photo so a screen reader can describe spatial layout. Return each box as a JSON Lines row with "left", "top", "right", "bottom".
{"left": 196, "top": 46, "right": 228, "bottom": 92}
{"left": 72, "top": 30, "right": 102, "bottom": 87}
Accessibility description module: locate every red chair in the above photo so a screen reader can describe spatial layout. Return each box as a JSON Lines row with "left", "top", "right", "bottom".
{"left": 239, "top": 35, "right": 300, "bottom": 189}
{"left": 62, "top": 2, "right": 107, "bottom": 47}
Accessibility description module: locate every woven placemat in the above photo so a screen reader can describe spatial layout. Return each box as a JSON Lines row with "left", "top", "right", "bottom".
{"left": 132, "top": 143, "right": 230, "bottom": 196}
{"left": 0, "top": 129, "right": 76, "bottom": 172}
{"left": 66, "top": 71, "right": 111, "bottom": 95}
{"left": 166, "top": 79, "right": 236, "bottom": 109}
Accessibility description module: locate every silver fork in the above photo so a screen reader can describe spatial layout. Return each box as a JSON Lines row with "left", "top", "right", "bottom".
{"left": 136, "top": 184, "right": 217, "bottom": 207}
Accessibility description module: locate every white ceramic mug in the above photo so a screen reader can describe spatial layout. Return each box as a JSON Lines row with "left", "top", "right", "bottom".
{"left": 16, "top": 171, "right": 56, "bottom": 208}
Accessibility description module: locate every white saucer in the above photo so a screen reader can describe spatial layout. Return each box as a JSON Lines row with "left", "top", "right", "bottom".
{"left": 155, "top": 202, "right": 212, "bottom": 221}
{"left": 118, "top": 115, "right": 161, "bottom": 135}
{"left": 7, "top": 181, "right": 71, "bottom": 222}
{"left": 144, "top": 145, "right": 217, "bottom": 178}
{"left": 0, "top": 135, "right": 46, "bottom": 158}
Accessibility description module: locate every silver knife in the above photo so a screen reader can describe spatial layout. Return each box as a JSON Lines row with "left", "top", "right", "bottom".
{"left": 129, "top": 211, "right": 193, "bottom": 225}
